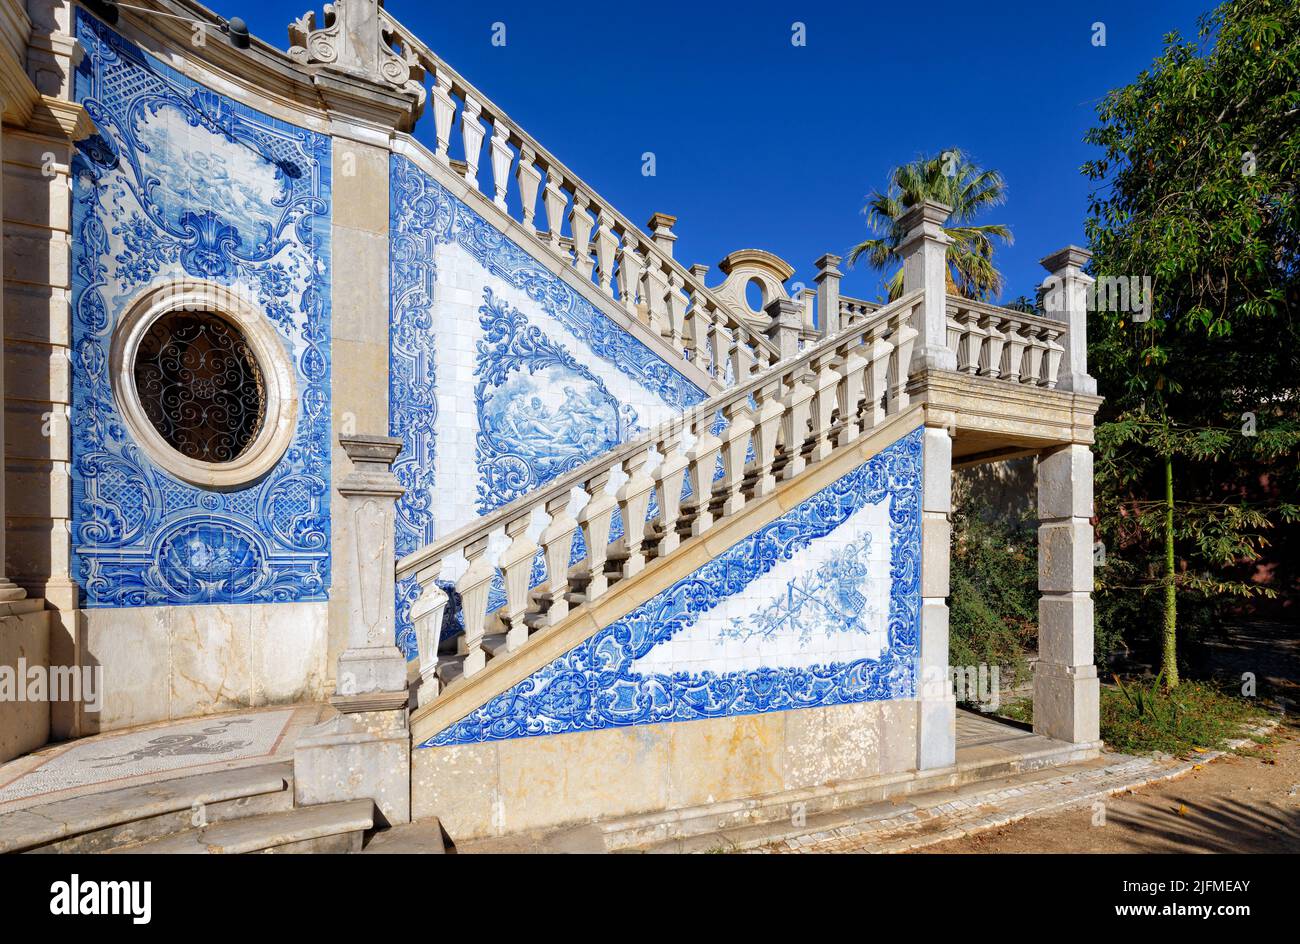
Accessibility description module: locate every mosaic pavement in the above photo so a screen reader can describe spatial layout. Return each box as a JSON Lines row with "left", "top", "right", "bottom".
{"left": 0, "top": 706, "right": 320, "bottom": 811}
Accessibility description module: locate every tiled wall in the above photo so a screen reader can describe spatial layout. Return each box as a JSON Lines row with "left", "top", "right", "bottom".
{"left": 388, "top": 155, "right": 708, "bottom": 655}
{"left": 68, "top": 14, "right": 332, "bottom": 607}
{"left": 422, "top": 426, "right": 923, "bottom": 746}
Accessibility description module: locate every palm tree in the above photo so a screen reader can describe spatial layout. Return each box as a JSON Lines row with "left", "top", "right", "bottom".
{"left": 848, "top": 149, "right": 1013, "bottom": 301}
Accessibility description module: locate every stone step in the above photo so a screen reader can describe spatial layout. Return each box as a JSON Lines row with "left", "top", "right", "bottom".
{"left": 0, "top": 762, "right": 293, "bottom": 854}
{"left": 110, "top": 799, "right": 376, "bottom": 854}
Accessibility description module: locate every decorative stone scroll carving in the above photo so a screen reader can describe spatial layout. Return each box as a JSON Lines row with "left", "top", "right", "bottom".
{"left": 288, "top": 0, "right": 425, "bottom": 103}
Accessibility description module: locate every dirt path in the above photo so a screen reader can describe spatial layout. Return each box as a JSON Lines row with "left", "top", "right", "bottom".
{"left": 914, "top": 722, "right": 1300, "bottom": 853}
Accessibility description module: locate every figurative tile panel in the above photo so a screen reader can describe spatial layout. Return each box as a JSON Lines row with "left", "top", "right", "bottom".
{"left": 69, "top": 13, "right": 332, "bottom": 606}
{"left": 420, "top": 426, "right": 923, "bottom": 747}
{"left": 389, "top": 155, "right": 708, "bottom": 655}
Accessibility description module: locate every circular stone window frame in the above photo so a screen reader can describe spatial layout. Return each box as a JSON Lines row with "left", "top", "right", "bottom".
{"left": 110, "top": 281, "right": 299, "bottom": 491}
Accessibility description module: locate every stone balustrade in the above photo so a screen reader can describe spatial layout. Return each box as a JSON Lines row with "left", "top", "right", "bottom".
{"left": 945, "top": 297, "right": 1066, "bottom": 388}
{"left": 382, "top": 15, "right": 779, "bottom": 384}
{"left": 398, "top": 290, "right": 925, "bottom": 701}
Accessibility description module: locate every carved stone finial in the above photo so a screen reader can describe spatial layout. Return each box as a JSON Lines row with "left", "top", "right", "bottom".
{"left": 288, "top": 0, "right": 425, "bottom": 103}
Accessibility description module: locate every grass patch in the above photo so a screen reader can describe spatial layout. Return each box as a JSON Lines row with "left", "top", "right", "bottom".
{"left": 992, "top": 695, "right": 1033, "bottom": 725}
{"left": 1100, "top": 674, "right": 1266, "bottom": 757}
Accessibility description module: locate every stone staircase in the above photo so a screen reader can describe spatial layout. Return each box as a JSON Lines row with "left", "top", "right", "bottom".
{"left": 0, "top": 760, "right": 380, "bottom": 854}
{"left": 402, "top": 281, "right": 1069, "bottom": 736}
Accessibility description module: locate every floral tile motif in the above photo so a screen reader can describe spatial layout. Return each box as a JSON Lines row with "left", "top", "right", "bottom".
{"left": 69, "top": 13, "right": 331, "bottom": 607}
{"left": 388, "top": 155, "right": 707, "bottom": 656}
{"left": 421, "top": 426, "right": 923, "bottom": 746}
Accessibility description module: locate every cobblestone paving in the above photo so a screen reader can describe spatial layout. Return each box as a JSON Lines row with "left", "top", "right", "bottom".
{"left": 752, "top": 754, "right": 1202, "bottom": 854}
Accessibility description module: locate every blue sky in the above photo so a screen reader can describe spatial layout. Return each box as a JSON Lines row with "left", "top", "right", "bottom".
{"left": 232, "top": 0, "right": 1206, "bottom": 303}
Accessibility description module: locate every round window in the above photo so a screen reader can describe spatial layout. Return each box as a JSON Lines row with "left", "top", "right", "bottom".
{"left": 111, "top": 282, "right": 298, "bottom": 490}
{"left": 133, "top": 311, "right": 267, "bottom": 463}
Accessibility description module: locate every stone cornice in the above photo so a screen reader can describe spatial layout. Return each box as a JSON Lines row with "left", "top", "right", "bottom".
{"left": 0, "top": 0, "right": 39, "bottom": 126}
{"left": 24, "top": 93, "right": 95, "bottom": 140}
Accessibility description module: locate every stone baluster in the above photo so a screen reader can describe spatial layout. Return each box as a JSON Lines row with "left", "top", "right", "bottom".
{"left": 718, "top": 400, "right": 755, "bottom": 515}
{"left": 652, "top": 430, "right": 689, "bottom": 556}
{"left": 1000, "top": 315, "right": 1027, "bottom": 383}
{"left": 430, "top": 69, "right": 455, "bottom": 165}
{"left": 455, "top": 536, "right": 495, "bottom": 678}
{"left": 543, "top": 168, "right": 566, "bottom": 253}
{"left": 750, "top": 380, "right": 785, "bottom": 497}
{"left": 707, "top": 320, "right": 727, "bottom": 380}
{"left": 978, "top": 310, "right": 1006, "bottom": 378}
{"left": 411, "top": 570, "right": 448, "bottom": 707}
{"left": 866, "top": 324, "right": 893, "bottom": 428}
{"left": 664, "top": 272, "right": 686, "bottom": 351}
{"left": 497, "top": 513, "right": 539, "bottom": 651}
{"left": 460, "top": 94, "right": 485, "bottom": 189}
{"left": 569, "top": 191, "right": 595, "bottom": 279}
{"left": 955, "top": 308, "right": 984, "bottom": 375}
{"left": 333, "top": 435, "right": 407, "bottom": 703}
{"left": 1040, "top": 246, "right": 1096, "bottom": 395}
{"left": 815, "top": 252, "right": 843, "bottom": 336}
{"left": 616, "top": 231, "right": 644, "bottom": 318}
{"left": 516, "top": 145, "right": 542, "bottom": 233}
{"left": 835, "top": 341, "right": 869, "bottom": 447}
{"left": 613, "top": 450, "right": 658, "bottom": 578}
{"left": 1042, "top": 325, "right": 1064, "bottom": 389}
{"left": 899, "top": 200, "right": 957, "bottom": 373}
{"left": 1021, "top": 323, "right": 1045, "bottom": 385}
{"left": 808, "top": 352, "right": 841, "bottom": 463}
{"left": 643, "top": 258, "right": 670, "bottom": 335}
{"left": 536, "top": 493, "right": 578, "bottom": 626}
{"left": 576, "top": 471, "right": 616, "bottom": 602}
{"left": 489, "top": 118, "right": 513, "bottom": 211}
{"left": 683, "top": 412, "right": 722, "bottom": 536}
{"left": 594, "top": 210, "right": 619, "bottom": 297}
{"left": 886, "top": 303, "right": 918, "bottom": 414}
{"left": 779, "top": 369, "right": 816, "bottom": 481}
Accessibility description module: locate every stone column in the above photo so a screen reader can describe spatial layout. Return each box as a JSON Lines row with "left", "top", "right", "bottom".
{"left": 1040, "top": 246, "right": 1096, "bottom": 395}
{"left": 1034, "top": 444, "right": 1100, "bottom": 745}
{"left": 814, "top": 252, "right": 842, "bottom": 336}
{"left": 764, "top": 297, "right": 802, "bottom": 360}
{"left": 917, "top": 423, "right": 956, "bottom": 769}
{"left": 899, "top": 201, "right": 957, "bottom": 373}
{"left": 0, "top": 104, "right": 22, "bottom": 603}
{"left": 295, "top": 433, "right": 411, "bottom": 826}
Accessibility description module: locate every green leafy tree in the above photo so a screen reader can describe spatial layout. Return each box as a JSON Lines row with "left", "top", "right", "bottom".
{"left": 1083, "top": 0, "right": 1300, "bottom": 687}
{"left": 848, "top": 149, "right": 1013, "bottom": 300}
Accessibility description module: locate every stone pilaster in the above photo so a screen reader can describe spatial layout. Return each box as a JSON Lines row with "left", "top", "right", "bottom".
{"left": 899, "top": 201, "right": 957, "bottom": 373}
{"left": 764, "top": 297, "right": 802, "bottom": 360}
{"left": 1040, "top": 246, "right": 1096, "bottom": 395}
{"left": 1034, "top": 444, "right": 1100, "bottom": 744}
{"left": 0, "top": 103, "right": 22, "bottom": 602}
{"left": 295, "top": 433, "right": 411, "bottom": 827}
{"left": 917, "top": 424, "right": 956, "bottom": 769}
{"left": 332, "top": 434, "right": 407, "bottom": 702}
{"left": 813, "top": 252, "right": 842, "bottom": 336}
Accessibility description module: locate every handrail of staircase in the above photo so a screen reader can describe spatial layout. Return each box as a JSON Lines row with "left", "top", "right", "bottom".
{"left": 398, "top": 289, "right": 927, "bottom": 701}
{"left": 945, "top": 296, "right": 1065, "bottom": 386}
{"left": 382, "top": 12, "right": 782, "bottom": 383}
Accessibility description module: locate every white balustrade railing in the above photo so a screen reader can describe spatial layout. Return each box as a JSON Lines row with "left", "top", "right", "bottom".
{"left": 400, "top": 291, "right": 924, "bottom": 701}
{"left": 945, "top": 297, "right": 1065, "bottom": 388}
{"left": 383, "top": 14, "right": 780, "bottom": 383}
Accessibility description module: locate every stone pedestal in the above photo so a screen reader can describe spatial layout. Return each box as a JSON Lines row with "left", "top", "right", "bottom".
{"left": 916, "top": 425, "right": 956, "bottom": 769}
{"left": 899, "top": 201, "right": 957, "bottom": 373}
{"left": 1040, "top": 246, "right": 1097, "bottom": 395}
{"left": 1034, "top": 444, "right": 1100, "bottom": 744}
{"left": 295, "top": 434, "right": 412, "bottom": 825}
{"left": 764, "top": 298, "right": 802, "bottom": 360}
{"left": 814, "top": 252, "right": 842, "bottom": 335}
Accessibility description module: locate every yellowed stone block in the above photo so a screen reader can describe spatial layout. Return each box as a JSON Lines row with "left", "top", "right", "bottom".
{"left": 666, "top": 712, "right": 784, "bottom": 808}
{"left": 411, "top": 740, "right": 501, "bottom": 838}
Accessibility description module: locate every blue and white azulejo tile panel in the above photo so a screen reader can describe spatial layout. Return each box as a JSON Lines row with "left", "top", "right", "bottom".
{"left": 420, "top": 426, "right": 923, "bottom": 747}
{"left": 69, "top": 12, "right": 332, "bottom": 607}
{"left": 389, "top": 154, "right": 707, "bottom": 656}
